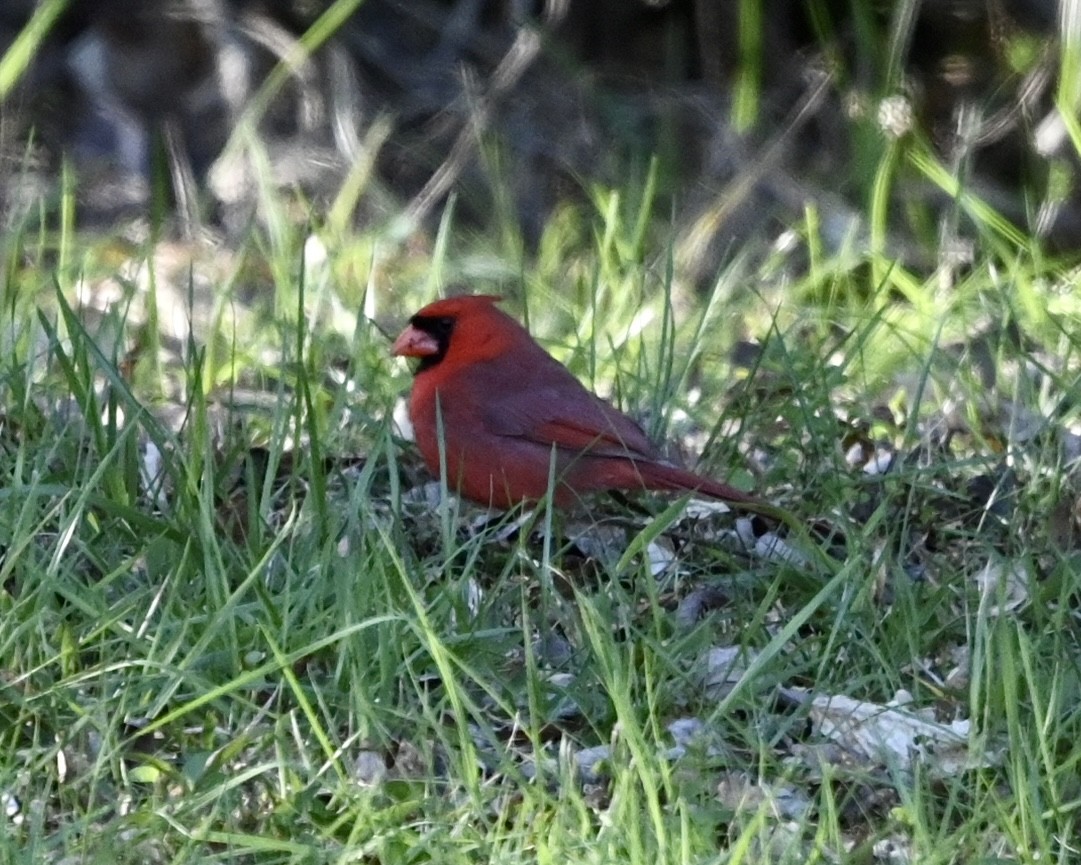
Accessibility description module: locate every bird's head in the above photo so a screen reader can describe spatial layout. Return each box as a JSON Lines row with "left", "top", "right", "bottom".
{"left": 392, "top": 294, "right": 520, "bottom": 373}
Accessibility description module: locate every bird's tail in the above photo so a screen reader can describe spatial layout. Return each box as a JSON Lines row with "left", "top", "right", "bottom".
{"left": 636, "top": 461, "right": 763, "bottom": 509}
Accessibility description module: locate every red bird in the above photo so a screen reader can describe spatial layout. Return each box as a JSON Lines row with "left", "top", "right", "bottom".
{"left": 392, "top": 294, "right": 759, "bottom": 511}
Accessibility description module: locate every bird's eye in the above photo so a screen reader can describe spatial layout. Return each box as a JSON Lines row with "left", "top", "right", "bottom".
{"left": 427, "top": 316, "right": 455, "bottom": 338}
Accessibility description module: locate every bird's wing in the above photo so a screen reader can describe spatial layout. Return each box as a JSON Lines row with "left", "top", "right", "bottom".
{"left": 483, "top": 382, "right": 661, "bottom": 461}
{"left": 447, "top": 343, "right": 662, "bottom": 460}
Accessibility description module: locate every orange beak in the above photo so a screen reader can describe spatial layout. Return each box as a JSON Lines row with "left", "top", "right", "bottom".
{"left": 392, "top": 324, "right": 440, "bottom": 358}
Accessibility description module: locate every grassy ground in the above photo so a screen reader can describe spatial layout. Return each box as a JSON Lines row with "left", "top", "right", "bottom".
{"left": 4, "top": 44, "right": 1081, "bottom": 865}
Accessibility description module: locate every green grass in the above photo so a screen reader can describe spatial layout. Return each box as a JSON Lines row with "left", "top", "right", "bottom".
{"left": 4, "top": 15, "right": 1081, "bottom": 865}
{"left": 1, "top": 173, "right": 1078, "bottom": 863}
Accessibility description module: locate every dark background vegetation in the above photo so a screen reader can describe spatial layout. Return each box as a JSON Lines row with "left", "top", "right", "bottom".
{"left": 0, "top": 0, "right": 1072, "bottom": 268}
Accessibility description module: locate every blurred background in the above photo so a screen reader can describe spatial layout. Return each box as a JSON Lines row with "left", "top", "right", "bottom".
{"left": 0, "top": 0, "right": 1070, "bottom": 278}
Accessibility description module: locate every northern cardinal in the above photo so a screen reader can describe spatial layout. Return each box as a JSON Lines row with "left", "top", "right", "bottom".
{"left": 392, "top": 294, "right": 760, "bottom": 511}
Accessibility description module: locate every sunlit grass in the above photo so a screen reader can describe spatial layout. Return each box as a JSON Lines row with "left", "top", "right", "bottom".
{"left": 2, "top": 173, "right": 1077, "bottom": 861}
